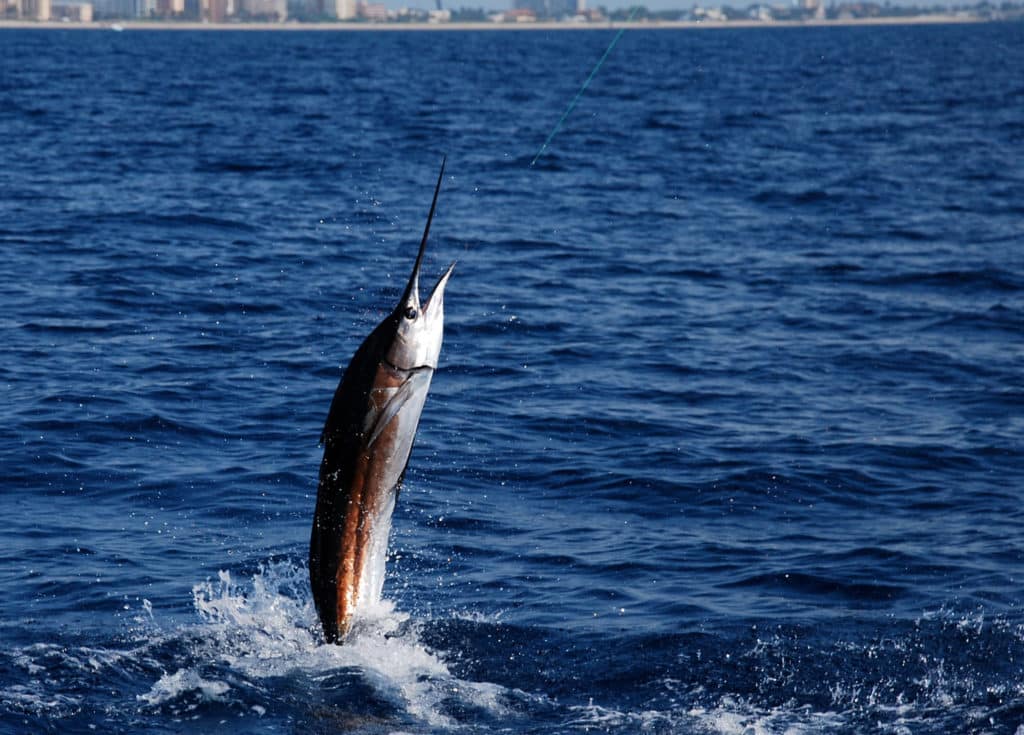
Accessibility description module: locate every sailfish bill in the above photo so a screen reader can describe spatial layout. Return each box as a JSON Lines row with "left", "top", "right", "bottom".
{"left": 310, "top": 160, "right": 454, "bottom": 644}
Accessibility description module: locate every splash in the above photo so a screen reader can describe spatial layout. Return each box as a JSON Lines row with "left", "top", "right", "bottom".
{"left": 0, "top": 559, "right": 511, "bottom": 729}
{"left": 167, "top": 559, "right": 506, "bottom": 727}
{"left": 559, "top": 695, "right": 848, "bottom": 735}
{"left": 8, "top": 572, "right": 1020, "bottom": 734}
{"left": 139, "top": 669, "right": 230, "bottom": 707}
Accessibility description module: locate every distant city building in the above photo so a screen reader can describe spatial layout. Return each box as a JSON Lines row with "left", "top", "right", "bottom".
{"left": 51, "top": 0, "right": 93, "bottom": 17}
{"left": 91, "top": 0, "right": 155, "bottom": 17}
{"left": 501, "top": 7, "right": 535, "bottom": 20}
{"left": 357, "top": 0, "right": 385, "bottom": 19}
{"left": 801, "top": 0, "right": 826, "bottom": 17}
{"left": 154, "top": 0, "right": 184, "bottom": 15}
{"left": 392, "top": 5, "right": 427, "bottom": 19}
{"left": 325, "top": 0, "right": 354, "bottom": 19}
{"left": 286, "top": 0, "right": 318, "bottom": 18}
{"left": 748, "top": 3, "right": 771, "bottom": 19}
{"left": 691, "top": 5, "right": 726, "bottom": 20}
{"left": 240, "top": 0, "right": 284, "bottom": 19}
{"left": 21, "top": 0, "right": 51, "bottom": 18}
{"left": 202, "top": 0, "right": 229, "bottom": 21}
{"left": 834, "top": 1, "right": 880, "bottom": 16}
{"left": 515, "top": 0, "right": 573, "bottom": 18}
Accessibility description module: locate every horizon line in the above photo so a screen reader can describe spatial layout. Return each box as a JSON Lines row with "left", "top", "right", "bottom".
{"left": 0, "top": 13, "right": 993, "bottom": 29}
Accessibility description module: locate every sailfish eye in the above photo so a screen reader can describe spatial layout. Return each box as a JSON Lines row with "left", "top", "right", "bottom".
{"left": 404, "top": 307, "right": 418, "bottom": 320}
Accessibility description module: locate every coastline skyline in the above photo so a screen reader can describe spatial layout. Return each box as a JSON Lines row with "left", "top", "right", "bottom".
{"left": 0, "top": 13, "right": 1003, "bottom": 25}
{"left": 0, "top": 0, "right": 1007, "bottom": 17}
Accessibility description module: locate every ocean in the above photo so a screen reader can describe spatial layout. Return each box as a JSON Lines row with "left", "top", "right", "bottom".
{"left": 1, "top": 22, "right": 1023, "bottom": 734}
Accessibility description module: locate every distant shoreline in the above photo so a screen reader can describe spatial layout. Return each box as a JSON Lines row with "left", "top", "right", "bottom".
{"left": 0, "top": 15, "right": 990, "bottom": 30}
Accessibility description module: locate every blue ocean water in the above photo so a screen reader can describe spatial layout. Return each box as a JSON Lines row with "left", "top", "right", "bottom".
{"left": 1, "top": 22, "right": 1023, "bottom": 733}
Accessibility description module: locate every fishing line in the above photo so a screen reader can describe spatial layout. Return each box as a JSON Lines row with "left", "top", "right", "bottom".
{"left": 530, "top": 5, "right": 640, "bottom": 168}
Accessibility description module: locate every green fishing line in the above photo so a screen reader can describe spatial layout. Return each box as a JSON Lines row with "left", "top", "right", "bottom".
{"left": 530, "top": 5, "right": 640, "bottom": 168}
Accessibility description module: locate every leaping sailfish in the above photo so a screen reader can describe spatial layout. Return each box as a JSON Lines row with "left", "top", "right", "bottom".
{"left": 310, "top": 160, "right": 453, "bottom": 643}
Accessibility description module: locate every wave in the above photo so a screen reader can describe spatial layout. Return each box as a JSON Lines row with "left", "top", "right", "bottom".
{"left": 875, "top": 268, "right": 1022, "bottom": 292}
{"left": 751, "top": 188, "right": 832, "bottom": 207}
{"left": 19, "top": 319, "right": 121, "bottom": 335}
{"left": 89, "top": 211, "right": 262, "bottom": 234}
{"left": 720, "top": 571, "right": 907, "bottom": 603}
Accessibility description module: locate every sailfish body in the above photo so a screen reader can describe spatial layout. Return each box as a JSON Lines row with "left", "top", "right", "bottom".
{"left": 310, "top": 162, "right": 453, "bottom": 643}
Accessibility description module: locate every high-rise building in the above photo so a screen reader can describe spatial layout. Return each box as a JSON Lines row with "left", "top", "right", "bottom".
{"left": 285, "top": 0, "right": 317, "bottom": 18}
{"left": 239, "top": 0, "right": 284, "bottom": 19}
{"left": 326, "top": 0, "right": 353, "bottom": 18}
{"left": 90, "top": 0, "right": 120, "bottom": 16}
{"left": 22, "top": 0, "right": 51, "bottom": 19}
{"left": 51, "top": 1, "right": 93, "bottom": 20}
{"left": 155, "top": 0, "right": 184, "bottom": 15}
{"left": 0, "top": 0, "right": 21, "bottom": 18}
{"left": 91, "top": 0, "right": 151, "bottom": 17}
{"left": 201, "top": 0, "right": 228, "bottom": 20}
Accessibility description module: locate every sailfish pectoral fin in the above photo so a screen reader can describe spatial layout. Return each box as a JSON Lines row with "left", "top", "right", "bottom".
{"left": 366, "top": 369, "right": 433, "bottom": 448}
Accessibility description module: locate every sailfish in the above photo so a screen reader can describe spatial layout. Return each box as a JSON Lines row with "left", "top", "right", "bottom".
{"left": 310, "top": 160, "right": 454, "bottom": 643}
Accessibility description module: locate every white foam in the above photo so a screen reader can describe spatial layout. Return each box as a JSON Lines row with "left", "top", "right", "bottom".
{"left": 1, "top": 685, "right": 81, "bottom": 716}
{"left": 3, "top": 641, "right": 153, "bottom": 718}
{"left": 450, "top": 608, "right": 507, "bottom": 624}
{"left": 562, "top": 693, "right": 848, "bottom": 735}
{"left": 181, "top": 559, "right": 506, "bottom": 726}
{"left": 3, "top": 590, "right": 1014, "bottom": 733}
{"left": 565, "top": 700, "right": 671, "bottom": 730}
{"left": 138, "top": 669, "right": 230, "bottom": 707}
